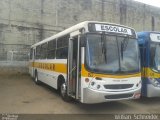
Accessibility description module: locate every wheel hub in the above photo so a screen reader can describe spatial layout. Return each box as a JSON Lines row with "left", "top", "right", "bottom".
{"left": 61, "top": 83, "right": 66, "bottom": 97}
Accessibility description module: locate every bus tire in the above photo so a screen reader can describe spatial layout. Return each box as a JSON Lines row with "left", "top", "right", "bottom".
{"left": 60, "top": 82, "right": 71, "bottom": 102}
{"left": 34, "top": 71, "right": 40, "bottom": 85}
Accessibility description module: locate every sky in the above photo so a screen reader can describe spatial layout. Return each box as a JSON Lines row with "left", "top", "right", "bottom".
{"left": 134, "top": 0, "right": 160, "bottom": 7}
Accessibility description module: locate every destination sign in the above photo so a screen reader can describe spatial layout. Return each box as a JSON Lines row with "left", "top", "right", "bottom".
{"left": 150, "top": 33, "right": 160, "bottom": 42}
{"left": 95, "top": 24, "right": 132, "bottom": 35}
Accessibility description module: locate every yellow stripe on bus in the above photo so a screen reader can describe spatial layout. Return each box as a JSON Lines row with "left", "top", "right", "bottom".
{"left": 142, "top": 67, "right": 160, "bottom": 78}
{"left": 29, "top": 62, "right": 141, "bottom": 78}
{"left": 81, "top": 64, "right": 141, "bottom": 78}
{"left": 31, "top": 62, "right": 67, "bottom": 73}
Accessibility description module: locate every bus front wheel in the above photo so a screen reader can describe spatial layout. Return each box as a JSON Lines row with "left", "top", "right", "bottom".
{"left": 60, "top": 82, "right": 71, "bottom": 102}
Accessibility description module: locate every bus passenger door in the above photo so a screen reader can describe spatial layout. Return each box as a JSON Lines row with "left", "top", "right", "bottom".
{"left": 29, "top": 48, "right": 35, "bottom": 77}
{"left": 67, "top": 36, "right": 80, "bottom": 99}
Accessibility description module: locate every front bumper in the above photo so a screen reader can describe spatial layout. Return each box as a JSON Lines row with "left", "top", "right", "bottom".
{"left": 82, "top": 87, "right": 141, "bottom": 104}
{"left": 147, "top": 84, "right": 160, "bottom": 97}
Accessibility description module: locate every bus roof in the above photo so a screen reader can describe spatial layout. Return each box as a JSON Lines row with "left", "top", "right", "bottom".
{"left": 137, "top": 31, "right": 160, "bottom": 36}
{"left": 137, "top": 31, "right": 160, "bottom": 44}
{"left": 31, "top": 21, "right": 135, "bottom": 48}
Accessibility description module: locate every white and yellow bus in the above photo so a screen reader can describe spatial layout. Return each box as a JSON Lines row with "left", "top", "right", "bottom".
{"left": 29, "top": 21, "right": 141, "bottom": 103}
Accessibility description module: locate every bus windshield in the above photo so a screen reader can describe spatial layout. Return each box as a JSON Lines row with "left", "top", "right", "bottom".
{"left": 150, "top": 42, "right": 160, "bottom": 72}
{"left": 86, "top": 34, "right": 140, "bottom": 74}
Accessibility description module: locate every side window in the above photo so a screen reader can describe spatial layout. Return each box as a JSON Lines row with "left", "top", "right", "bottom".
{"left": 30, "top": 48, "right": 33, "bottom": 60}
{"left": 47, "top": 40, "right": 56, "bottom": 59}
{"left": 41, "top": 43, "right": 48, "bottom": 59}
{"left": 36, "top": 45, "right": 41, "bottom": 59}
{"left": 56, "top": 35, "right": 69, "bottom": 59}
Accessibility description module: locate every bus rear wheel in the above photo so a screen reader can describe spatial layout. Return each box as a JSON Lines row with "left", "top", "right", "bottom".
{"left": 34, "top": 71, "right": 40, "bottom": 85}
{"left": 60, "top": 82, "right": 71, "bottom": 102}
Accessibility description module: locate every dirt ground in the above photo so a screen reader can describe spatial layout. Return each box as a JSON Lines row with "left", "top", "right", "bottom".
{"left": 0, "top": 74, "right": 160, "bottom": 117}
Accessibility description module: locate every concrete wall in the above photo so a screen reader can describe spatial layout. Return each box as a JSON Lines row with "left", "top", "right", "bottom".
{"left": 0, "top": 0, "right": 160, "bottom": 73}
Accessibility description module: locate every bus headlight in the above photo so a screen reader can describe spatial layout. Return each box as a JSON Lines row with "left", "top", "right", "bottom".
{"left": 89, "top": 81, "right": 96, "bottom": 89}
{"left": 149, "top": 78, "right": 160, "bottom": 87}
{"left": 89, "top": 81, "right": 102, "bottom": 90}
{"left": 97, "top": 85, "right": 101, "bottom": 89}
{"left": 91, "top": 81, "right": 95, "bottom": 86}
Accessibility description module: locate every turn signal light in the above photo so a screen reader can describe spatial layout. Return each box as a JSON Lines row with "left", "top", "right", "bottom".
{"left": 85, "top": 78, "right": 89, "bottom": 83}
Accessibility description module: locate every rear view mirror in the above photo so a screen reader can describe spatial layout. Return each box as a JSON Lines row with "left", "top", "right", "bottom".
{"left": 80, "top": 34, "right": 86, "bottom": 47}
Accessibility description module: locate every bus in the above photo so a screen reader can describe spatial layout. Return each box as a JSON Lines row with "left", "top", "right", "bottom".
{"left": 29, "top": 21, "right": 141, "bottom": 103}
{"left": 138, "top": 31, "right": 160, "bottom": 97}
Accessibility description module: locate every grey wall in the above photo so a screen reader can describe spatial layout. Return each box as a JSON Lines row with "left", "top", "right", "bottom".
{"left": 0, "top": 0, "right": 160, "bottom": 72}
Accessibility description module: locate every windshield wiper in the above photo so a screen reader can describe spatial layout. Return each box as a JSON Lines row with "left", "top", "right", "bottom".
{"left": 101, "top": 33, "right": 107, "bottom": 63}
{"left": 120, "top": 37, "right": 128, "bottom": 60}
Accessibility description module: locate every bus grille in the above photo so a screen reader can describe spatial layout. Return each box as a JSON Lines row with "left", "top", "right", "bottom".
{"left": 104, "top": 84, "right": 134, "bottom": 89}
{"left": 105, "top": 94, "right": 133, "bottom": 99}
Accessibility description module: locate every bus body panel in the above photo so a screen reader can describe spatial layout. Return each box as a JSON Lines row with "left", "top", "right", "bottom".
{"left": 80, "top": 76, "right": 141, "bottom": 103}
{"left": 82, "top": 85, "right": 141, "bottom": 103}
{"left": 80, "top": 63, "right": 141, "bottom": 103}
{"left": 29, "top": 59, "right": 67, "bottom": 89}
{"left": 147, "top": 84, "right": 160, "bottom": 97}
